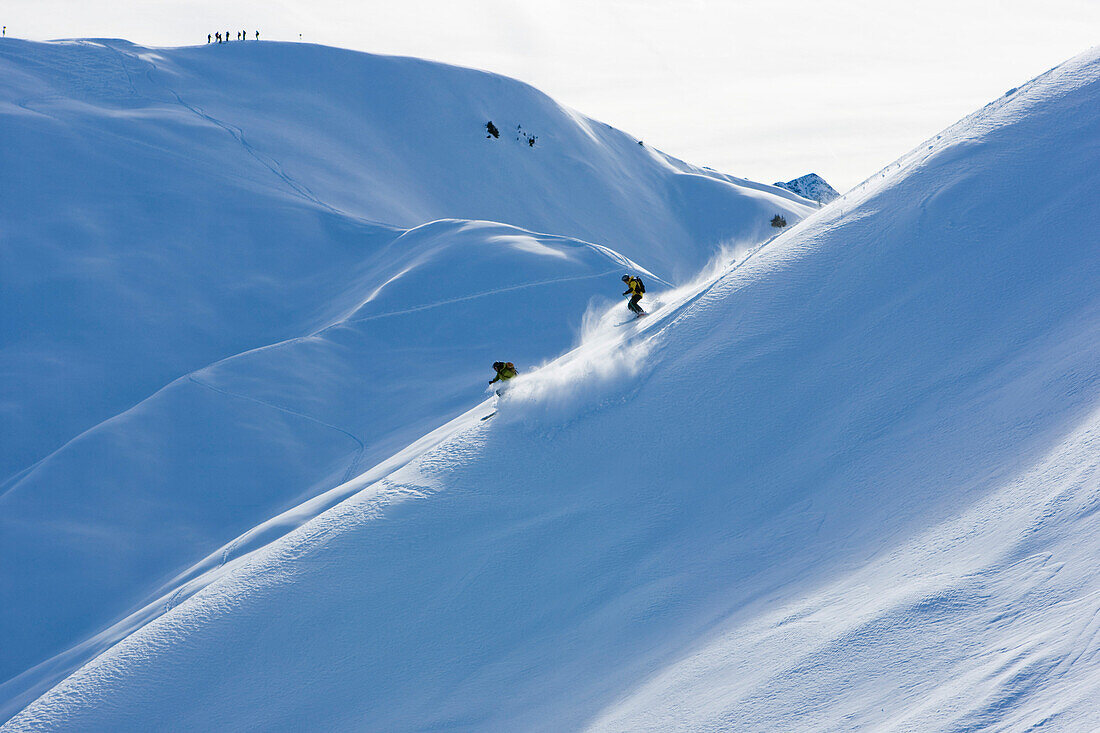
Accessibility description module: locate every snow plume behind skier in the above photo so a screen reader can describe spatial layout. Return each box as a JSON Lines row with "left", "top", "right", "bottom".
{"left": 488, "top": 335, "right": 653, "bottom": 428}
{"left": 485, "top": 295, "right": 657, "bottom": 427}
{"left": 494, "top": 244, "right": 758, "bottom": 427}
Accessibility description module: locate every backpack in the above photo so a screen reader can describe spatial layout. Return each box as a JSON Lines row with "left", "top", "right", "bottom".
{"left": 634, "top": 278, "right": 645, "bottom": 294}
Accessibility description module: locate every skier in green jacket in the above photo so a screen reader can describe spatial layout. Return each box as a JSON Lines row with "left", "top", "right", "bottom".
{"left": 490, "top": 361, "right": 518, "bottom": 396}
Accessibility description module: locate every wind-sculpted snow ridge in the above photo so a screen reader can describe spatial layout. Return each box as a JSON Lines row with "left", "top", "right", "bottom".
{"left": 0, "top": 228, "right": 743, "bottom": 728}
{"left": 0, "top": 36, "right": 811, "bottom": 705}
{"left": 0, "top": 218, "right": 661, "bottom": 717}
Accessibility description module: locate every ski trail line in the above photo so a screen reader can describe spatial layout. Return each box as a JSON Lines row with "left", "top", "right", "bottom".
{"left": 332, "top": 268, "right": 624, "bottom": 328}
{"left": 187, "top": 374, "right": 367, "bottom": 485}
{"left": 128, "top": 46, "right": 387, "bottom": 229}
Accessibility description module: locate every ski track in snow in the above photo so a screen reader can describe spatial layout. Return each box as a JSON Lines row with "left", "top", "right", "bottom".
{"left": 120, "top": 42, "right": 355, "bottom": 224}
{"left": 336, "top": 267, "right": 625, "bottom": 326}
{"left": 187, "top": 373, "right": 368, "bottom": 485}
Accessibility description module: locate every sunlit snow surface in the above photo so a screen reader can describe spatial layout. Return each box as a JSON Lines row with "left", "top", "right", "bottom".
{"left": 3, "top": 39, "right": 1100, "bottom": 731}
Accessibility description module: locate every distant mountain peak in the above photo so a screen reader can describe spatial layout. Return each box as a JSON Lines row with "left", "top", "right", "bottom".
{"left": 774, "top": 173, "right": 840, "bottom": 204}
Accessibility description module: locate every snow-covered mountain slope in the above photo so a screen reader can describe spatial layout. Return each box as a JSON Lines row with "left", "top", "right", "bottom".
{"left": 0, "top": 38, "right": 812, "bottom": 713}
{"left": 0, "top": 37, "right": 811, "bottom": 485}
{"left": 0, "top": 219, "right": 648, "bottom": 699}
{"left": 6, "top": 44, "right": 1098, "bottom": 732}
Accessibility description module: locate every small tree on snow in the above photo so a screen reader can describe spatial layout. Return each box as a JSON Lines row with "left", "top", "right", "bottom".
{"left": 771, "top": 214, "right": 787, "bottom": 229}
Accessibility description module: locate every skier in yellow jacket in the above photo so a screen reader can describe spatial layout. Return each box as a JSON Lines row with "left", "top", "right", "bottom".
{"left": 622, "top": 274, "right": 646, "bottom": 317}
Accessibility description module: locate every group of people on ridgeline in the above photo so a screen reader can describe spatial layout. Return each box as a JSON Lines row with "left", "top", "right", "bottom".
{"left": 489, "top": 273, "right": 647, "bottom": 394}
{"left": 208, "top": 30, "right": 259, "bottom": 43}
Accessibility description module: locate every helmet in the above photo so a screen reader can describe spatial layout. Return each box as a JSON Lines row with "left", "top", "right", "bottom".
{"left": 493, "top": 361, "right": 504, "bottom": 370}
{"left": 622, "top": 274, "right": 630, "bottom": 282}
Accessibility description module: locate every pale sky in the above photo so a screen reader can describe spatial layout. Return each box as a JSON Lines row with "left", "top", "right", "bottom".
{"left": 5, "top": 0, "right": 1099, "bottom": 191}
